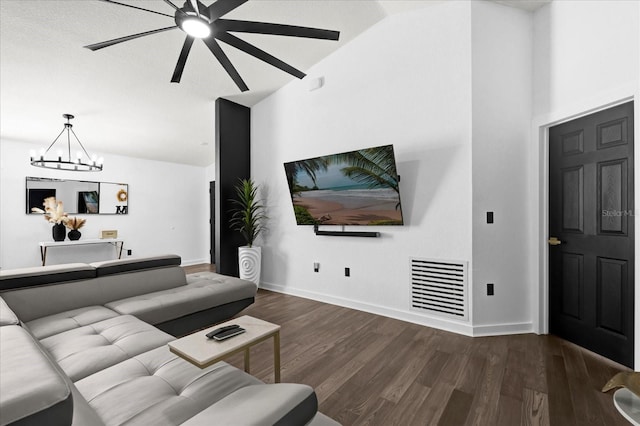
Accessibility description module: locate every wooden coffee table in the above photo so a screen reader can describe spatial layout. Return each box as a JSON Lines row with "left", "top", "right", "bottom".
{"left": 168, "top": 315, "right": 281, "bottom": 383}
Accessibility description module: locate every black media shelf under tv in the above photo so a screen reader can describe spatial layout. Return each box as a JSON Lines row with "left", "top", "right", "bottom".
{"left": 313, "top": 225, "right": 380, "bottom": 238}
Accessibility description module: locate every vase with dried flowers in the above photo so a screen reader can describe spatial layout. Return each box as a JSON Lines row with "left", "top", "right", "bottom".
{"left": 31, "top": 197, "right": 68, "bottom": 241}
{"left": 63, "top": 217, "right": 86, "bottom": 241}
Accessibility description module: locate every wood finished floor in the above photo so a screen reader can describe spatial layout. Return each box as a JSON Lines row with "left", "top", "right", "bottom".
{"left": 183, "top": 264, "right": 630, "bottom": 425}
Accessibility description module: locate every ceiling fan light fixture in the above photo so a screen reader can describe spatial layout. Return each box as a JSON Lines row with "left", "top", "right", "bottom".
{"left": 89, "top": 0, "right": 341, "bottom": 92}
{"left": 180, "top": 15, "right": 211, "bottom": 39}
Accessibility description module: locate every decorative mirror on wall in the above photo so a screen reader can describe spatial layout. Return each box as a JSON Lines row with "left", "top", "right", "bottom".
{"left": 26, "top": 177, "right": 128, "bottom": 215}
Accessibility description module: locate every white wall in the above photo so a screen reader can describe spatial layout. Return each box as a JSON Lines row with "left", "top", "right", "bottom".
{"left": 530, "top": 0, "right": 639, "bottom": 365}
{"left": 205, "top": 163, "right": 215, "bottom": 184}
{"left": 0, "top": 139, "right": 210, "bottom": 268}
{"left": 253, "top": 2, "right": 476, "bottom": 335}
{"left": 470, "top": 2, "right": 533, "bottom": 330}
{"left": 252, "top": 0, "right": 539, "bottom": 336}
{"left": 533, "top": 0, "right": 639, "bottom": 118}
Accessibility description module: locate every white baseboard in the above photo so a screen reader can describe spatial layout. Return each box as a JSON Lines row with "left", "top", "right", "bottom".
{"left": 260, "top": 281, "right": 475, "bottom": 336}
{"left": 472, "top": 322, "right": 534, "bottom": 337}
{"left": 260, "top": 281, "right": 533, "bottom": 338}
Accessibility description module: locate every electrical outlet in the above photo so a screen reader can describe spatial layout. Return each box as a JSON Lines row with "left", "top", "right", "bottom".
{"left": 127, "top": 249, "right": 132, "bottom": 256}
{"left": 314, "top": 262, "right": 319, "bottom": 272}
{"left": 487, "top": 283, "right": 494, "bottom": 296}
{"left": 487, "top": 212, "right": 494, "bottom": 224}
{"left": 345, "top": 267, "right": 350, "bottom": 277}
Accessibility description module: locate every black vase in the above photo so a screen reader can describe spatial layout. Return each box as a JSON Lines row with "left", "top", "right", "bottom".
{"left": 52, "top": 223, "right": 66, "bottom": 241}
{"left": 68, "top": 230, "right": 81, "bottom": 241}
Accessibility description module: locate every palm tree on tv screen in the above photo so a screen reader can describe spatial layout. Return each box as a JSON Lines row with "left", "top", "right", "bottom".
{"left": 284, "top": 158, "right": 328, "bottom": 196}
{"left": 330, "top": 145, "right": 401, "bottom": 208}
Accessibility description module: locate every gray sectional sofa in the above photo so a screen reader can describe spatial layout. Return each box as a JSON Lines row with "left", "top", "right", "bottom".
{"left": 0, "top": 255, "right": 338, "bottom": 426}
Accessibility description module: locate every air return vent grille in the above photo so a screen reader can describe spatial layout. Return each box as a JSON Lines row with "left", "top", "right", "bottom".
{"left": 411, "top": 258, "right": 468, "bottom": 321}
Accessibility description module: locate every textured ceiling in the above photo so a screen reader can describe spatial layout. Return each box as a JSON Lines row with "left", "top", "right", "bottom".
{"left": 0, "top": 0, "right": 550, "bottom": 167}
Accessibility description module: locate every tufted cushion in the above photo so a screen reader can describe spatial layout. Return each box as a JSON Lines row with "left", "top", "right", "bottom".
{"left": 75, "top": 346, "right": 261, "bottom": 426}
{"left": 105, "top": 276, "right": 257, "bottom": 325}
{"left": 26, "top": 306, "right": 121, "bottom": 340}
{"left": 39, "top": 315, "right": 173, "bottom": 382}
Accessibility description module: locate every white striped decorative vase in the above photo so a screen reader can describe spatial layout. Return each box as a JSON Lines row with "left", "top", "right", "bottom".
{"left": 238, "top": 246, "right": 261, "bottom": 287}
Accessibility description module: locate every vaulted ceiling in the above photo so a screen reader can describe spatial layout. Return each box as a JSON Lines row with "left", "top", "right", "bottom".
{"left": 0, "top": 0, "right": 549, "bottom": 167}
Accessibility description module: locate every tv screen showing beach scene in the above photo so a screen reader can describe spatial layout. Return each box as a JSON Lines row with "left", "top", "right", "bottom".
{"left": 284, "top": 144, "right": 403, "bottom": 226}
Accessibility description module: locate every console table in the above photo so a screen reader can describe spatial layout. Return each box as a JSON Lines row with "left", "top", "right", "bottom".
{"left": 39, "top": 239, "right": 124, "bottom": 266}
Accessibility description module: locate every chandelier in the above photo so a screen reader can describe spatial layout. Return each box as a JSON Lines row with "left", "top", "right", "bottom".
{"left": 30, "top": 114, "right": 103, "bottom": 172}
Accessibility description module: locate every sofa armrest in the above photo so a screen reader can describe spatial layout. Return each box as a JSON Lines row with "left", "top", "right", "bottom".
{"left": 0, "top": 296, "right": 19, "bottom": 326}
{"left": 0, "top": 325, "right": 73, "bottom": 426}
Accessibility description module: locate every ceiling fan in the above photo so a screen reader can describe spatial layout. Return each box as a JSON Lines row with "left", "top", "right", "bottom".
{"left": 85, "top": 0, "right": 340, "bottom": 92}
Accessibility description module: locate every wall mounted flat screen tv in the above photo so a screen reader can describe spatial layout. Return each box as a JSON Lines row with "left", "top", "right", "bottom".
{"left": 284, "top": 144, "right": 403, "bottom": 226}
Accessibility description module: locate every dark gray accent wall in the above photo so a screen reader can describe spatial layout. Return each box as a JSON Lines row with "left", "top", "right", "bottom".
{"left": 215, "top": 98, "right": 250, "bottom": 276}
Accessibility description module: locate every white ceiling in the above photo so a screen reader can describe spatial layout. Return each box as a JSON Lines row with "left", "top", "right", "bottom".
{"left": 0, "top": 0, "right": 549, "bottom": 167}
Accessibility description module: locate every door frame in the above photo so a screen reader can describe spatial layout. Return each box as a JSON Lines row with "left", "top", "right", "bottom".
{"left": 532, "top": 86, "right": 639, "bottom": 368}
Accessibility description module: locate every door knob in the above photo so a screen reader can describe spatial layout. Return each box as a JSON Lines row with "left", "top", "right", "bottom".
{"left": 548, "top": 237, "right": 562, "bottom": 246}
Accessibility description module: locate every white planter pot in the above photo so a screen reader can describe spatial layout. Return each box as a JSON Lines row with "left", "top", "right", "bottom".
{"left": 238, "top": 246, "right": 261, "bottom": 286}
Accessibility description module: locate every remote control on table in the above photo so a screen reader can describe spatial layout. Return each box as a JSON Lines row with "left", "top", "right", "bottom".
{"left": 213, "top": 327, "right": 246, "bottom": 341}
{"left": 206, "top": 324, "right": 240, "bottom": 339}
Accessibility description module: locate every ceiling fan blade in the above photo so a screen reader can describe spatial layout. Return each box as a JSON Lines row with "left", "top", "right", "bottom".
{"left": 162, "top": 0, "right": 182, "bottom": 13}
{"left": 206, "top": 0, "right": 248, "bottom": 21}
{"left": 97, "top": 0, "right": 174, "bottom": 18}
{"left": 216, "top": 32, "right": 305, "bottom": 79}
{"left": 216, "top": 19, "right": 340, "bottom": 40}
{"left": 188, "top": 0, "right": 201, "bottom": 17}
{"left": 84, "top": 26, "right": 178, "bottom": 51}
{"left": 171, "top": 36, "right": 195, "bottom": 83}
{"left": 203, "top": 37, "right": 249, "bottom": 92}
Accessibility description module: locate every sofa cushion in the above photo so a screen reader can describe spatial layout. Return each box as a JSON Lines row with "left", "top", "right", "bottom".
{"left": 0, "top": 263, "right": 95, "bottom": 290}
{"left": 75, "top": 346, "right": 262, "bottom": 426}
{"left": 26, "top": 306, "right": 121, "bottom": 340}
{"left": 91, "top": 254, "right": 181, "bottom": 277}
{"left": 180, "top": 384, "right": 318, "bottom": 426}
{"left": 105, "top": 275, "right": 257, "bottom": 325}
{"left": 0, "top": 325, "right": 73, "bottom": 426}
{"left": 0, "top": 296, "right": 19, "bottom": 326}
{"left": 40, "top": 315, "right": 174, "bottom": 381}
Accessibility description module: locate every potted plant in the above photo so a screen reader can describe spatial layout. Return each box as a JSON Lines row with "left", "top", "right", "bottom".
{"left": 229, "top": 178, "right": 266, "bottom": 286}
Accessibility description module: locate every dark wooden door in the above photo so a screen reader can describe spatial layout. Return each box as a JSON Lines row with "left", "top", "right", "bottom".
{"left": 549, "top": 101, "right": 634, "bottom": 367}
